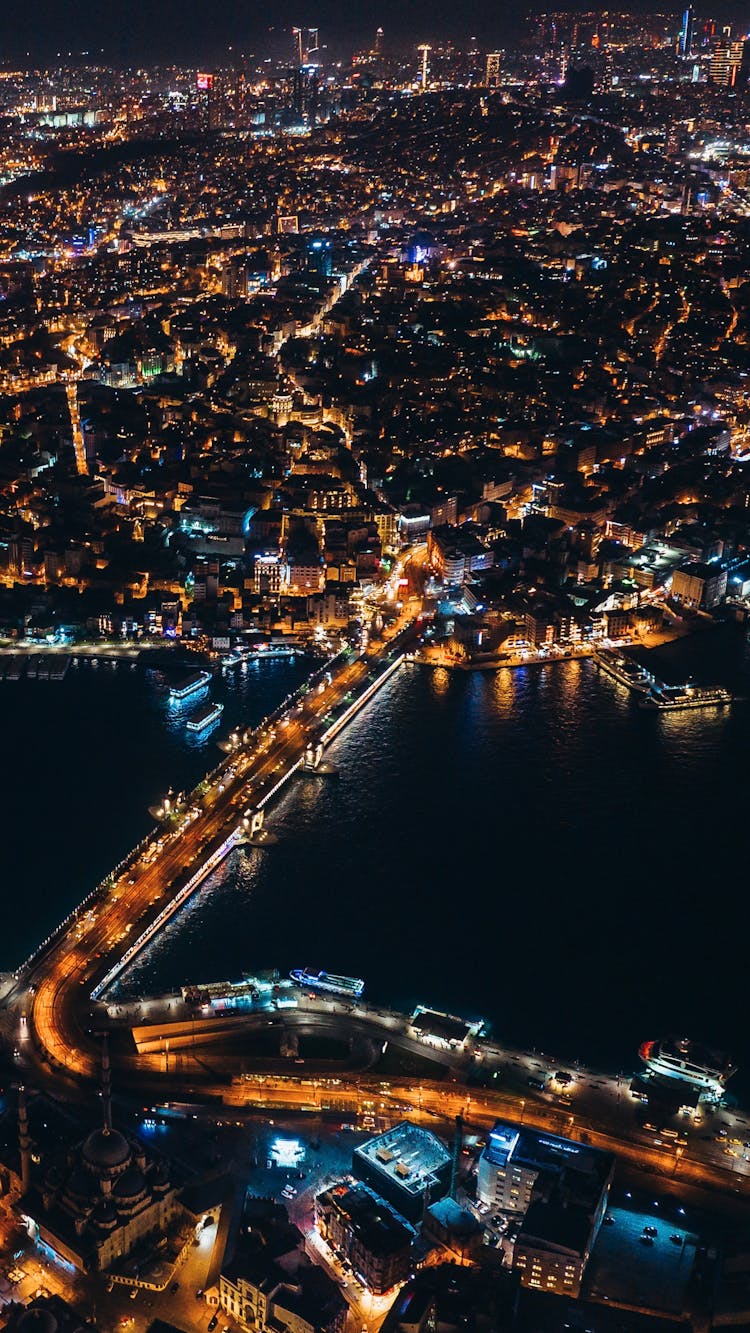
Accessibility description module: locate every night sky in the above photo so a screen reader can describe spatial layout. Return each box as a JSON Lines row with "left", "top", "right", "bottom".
{"left": 0, "top": 0, "right": 709, "bottom": 66}
{"left": 1, "top": 0, "right": 748, "bottom": 64}
{"left": 0, "top": 0, "right": 520, "bottom": 64}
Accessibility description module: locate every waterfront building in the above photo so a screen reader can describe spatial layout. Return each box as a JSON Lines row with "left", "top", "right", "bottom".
{"left": 315, "top": 1181, "right": 417, "bottom": 1294}
{"left": 478, "top": 1123, "right": 614, "bottom": 1297}
{"left": 352, "top": 1123, "right": 451, "bottom": 1224}
{"left": 671, "top": 561, "right": 728, "bottom": 611}
{"left": 410, "top": 1007, "right": 482, "bottom": 1051}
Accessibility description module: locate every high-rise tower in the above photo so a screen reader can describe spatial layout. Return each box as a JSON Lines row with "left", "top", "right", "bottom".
{"left": 679, "top": 5, "right": 695, "bottom": 58}
{"left": 486, "top": 52, "right": 502, "bottom": 86}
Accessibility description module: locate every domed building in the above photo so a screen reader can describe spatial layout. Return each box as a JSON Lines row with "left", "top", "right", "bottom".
{"left": 18, "top": 1080, "right": 180, "bottom": 1274}
{"left": 6, "top": 1295, "right": 96, "bottom": 1333}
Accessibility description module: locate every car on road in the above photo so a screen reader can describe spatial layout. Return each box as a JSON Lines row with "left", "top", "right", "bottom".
{"left": 207, "top": 1317, "right": 218, "bottom": 1331}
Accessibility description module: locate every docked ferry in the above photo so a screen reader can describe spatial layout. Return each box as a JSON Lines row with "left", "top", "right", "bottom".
{"left": 290, "top": 968, "right": 365, "bottom": 999}
{"left": 169, "top": 669, "right": 212, "bottom": 703}
{"left": 593, "top": 651, "right": 654, "bottom": 694}
{"left": 640, "top": 683, "right": 733, "bottom": 711}
{"left": 639, "top": 1037, "right": 736, "bottom": 1096}
{"left": 186, "top": 700, "right": 224, "bottom": 732}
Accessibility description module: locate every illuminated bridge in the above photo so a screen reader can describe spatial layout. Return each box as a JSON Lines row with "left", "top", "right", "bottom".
{"left": 13, "top": 621, "right": 414, "bottom": 1091}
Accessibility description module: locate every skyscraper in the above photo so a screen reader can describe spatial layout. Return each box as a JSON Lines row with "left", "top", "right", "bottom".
{"left": 710, "top": 36, "right": 745, "bottom": 84}
{"left": 486, "top": 52, "right": 502, "bottom": 87}
{"left": 679, "top": 5, "right": 695, "bottom": 58}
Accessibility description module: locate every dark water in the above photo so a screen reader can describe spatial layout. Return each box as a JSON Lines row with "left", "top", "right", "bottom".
{"left": 4, "top": 628, "right": 749, "bottom": 1086}
{"left": 104, "top": 624, "right": 750, "bottom": 1087}
{"left": 0, "top": 654, "right": 310, "bottom": 967}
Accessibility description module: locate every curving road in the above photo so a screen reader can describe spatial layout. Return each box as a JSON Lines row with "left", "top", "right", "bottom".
{"left": 7, "top": 587, "right": 750, "bottom": 1219}
{"left": 21, "top": 625, "right": 416, "bottom": 1093}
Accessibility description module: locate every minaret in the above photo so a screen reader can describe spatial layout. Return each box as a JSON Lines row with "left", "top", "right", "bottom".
{"left": 450, "top": 1114, "right": 463, "bottom": 1200}
{"left": 101, "top": 1034, "right": 112, "bottom": 1132}
{"left": 18, "top": 1086, "right": 31, "bottom": 1194}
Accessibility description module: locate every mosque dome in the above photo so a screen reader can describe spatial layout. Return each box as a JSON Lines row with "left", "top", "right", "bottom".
{"left": 81, "top": 1127, "right": 131, "bottom": 1174}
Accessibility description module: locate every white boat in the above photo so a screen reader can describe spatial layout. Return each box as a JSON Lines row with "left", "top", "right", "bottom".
{"left": 593, "top": 650, "right": 654, "bottom": 694}
{"left": 169, "top": 669, "right": 212, "bottom": 702}
{"left": 640, "top": 684, "right": 734, "bottom": 711}
{"left": 186, "top": 701, "right": 224, "bottom": 732}
{"left": 290, "top": 968, "right": 364, "bottom": 998}
{"left": 639, "top": 1037, "right": 735, "bottom": 1096}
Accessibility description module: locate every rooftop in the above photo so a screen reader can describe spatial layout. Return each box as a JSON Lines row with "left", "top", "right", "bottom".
{"left": 353, "top": 1122, "right": 451, "bottom": 1200}
{"left": 482, "top": 1121, "right": 615, "bottom": 1218}
{"left": 318, "top": 1181, "right": 416, "bottom": 1255}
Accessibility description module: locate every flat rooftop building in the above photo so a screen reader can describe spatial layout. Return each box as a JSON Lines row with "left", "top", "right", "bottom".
{"left": 410, "top": 1006, "right": 483, "bottom": 1049}
{"left": 352, "top": 1122, "right": 451, "bottom": 1223}
{"left": 316, "top": 1181, "right": 416, "bottom": 1294}
{"left": 478, "top": 1122, "right": 614, "bottom": 1297}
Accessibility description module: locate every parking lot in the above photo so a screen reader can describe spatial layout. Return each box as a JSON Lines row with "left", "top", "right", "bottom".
{"left": 586, "top": 1205, "right": 697, "bottom": 1313}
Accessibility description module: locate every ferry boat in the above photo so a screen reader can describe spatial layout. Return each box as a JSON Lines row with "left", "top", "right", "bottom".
{"left": 186, "top": 700, "right": 224, "bottom": 732}
{"left": 639, "top": 1037, "right": 736, "bottom": 1096}
{"left": 593, "top": 650, "right": 654, "bottom": 694}
{"left": 169, "top": 669, "right": 212, "bottom": 703}
{"left": 290, "top": 968, "right": 365, "bottom": 999}
{"left": 250, "top": 644, "right": 300, "bottom": 660}
{"left": 640, "top": 683, "right": 733, "bottom": 711}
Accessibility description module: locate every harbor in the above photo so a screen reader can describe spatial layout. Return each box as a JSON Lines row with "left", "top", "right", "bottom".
{"left": 0, "top": 653, "right": 72, "bottom": 680}
{"left": 2, "top": 619, "right": 750, "bottom": 1093}
{"left": 0, "top": 650, "right": 141, "bottom": 679}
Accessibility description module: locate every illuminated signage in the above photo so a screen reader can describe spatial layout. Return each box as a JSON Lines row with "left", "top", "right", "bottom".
{"left": 197, "top": 73, "right": 214, "bottom": 91}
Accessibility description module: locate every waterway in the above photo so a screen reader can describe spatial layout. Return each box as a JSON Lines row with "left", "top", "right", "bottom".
{"left": 4, "top": 626, "right": 750, "bottom": 1086}
{"left": 105, "top": 623, "right": 750, "bottom": 1089}
{"left": 0, "top": 654, "right": 311, "bottom": 967}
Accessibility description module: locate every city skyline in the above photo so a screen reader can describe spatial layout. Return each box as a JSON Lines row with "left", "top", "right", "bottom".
{"left": 0, "top": 0, "right": 748, "bottom": 63}
{"left": 1, "top": 8, "right": 750, "bottom": 1330}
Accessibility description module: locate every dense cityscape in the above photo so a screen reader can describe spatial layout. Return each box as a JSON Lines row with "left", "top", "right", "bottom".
{"left": 3, "top": 8, "right": 750, "bottom": 1333}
